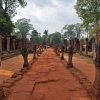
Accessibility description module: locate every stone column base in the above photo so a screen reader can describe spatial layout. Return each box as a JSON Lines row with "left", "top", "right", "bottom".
{"left": 61, "top": 56, "right": 64, "bottom": 60}
{"left": 23, "top": 63, "right": 29, "bottom": 68}
{"left": 67, "top": 62, "right": 73, "bottom": 68}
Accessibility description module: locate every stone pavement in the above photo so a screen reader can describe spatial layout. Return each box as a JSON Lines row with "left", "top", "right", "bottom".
{"left": 0, "top": 54, "right": 33, "bottom": 84}
{"left": 6, "top": 48, "right": 92, "bottom": 100}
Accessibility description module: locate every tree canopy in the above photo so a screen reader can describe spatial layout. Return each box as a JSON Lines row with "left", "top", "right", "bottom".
{"left": 31, "top": 30, "right": 42, "bottom": 44}
{"left": 15, "top": 18, "right": 33, "bottom": 38}
{"left": 0, "top": 10, "right": 14, "bottom": 36}
{"left": 50, "top": 32, "right": 62, "bottom": 44}
{"left": 74, "top": 0, "right": 100, "bottom": 42}
{"left": 0, "top": 0, "right": 27, "bottom": 18}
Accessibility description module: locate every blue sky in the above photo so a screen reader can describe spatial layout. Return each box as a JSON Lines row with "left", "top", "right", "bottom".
{"left": 12, "top": 0, "right": 82, "bottom": 35}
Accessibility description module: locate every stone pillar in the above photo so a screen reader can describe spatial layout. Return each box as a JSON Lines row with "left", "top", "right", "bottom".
{"left": 92, "top": 43, "right": 100, "bottom": 100}
{"left": 64, "top": 39, "right": 67, "bottom": 52}
{"left": 12, "top": 39, "right": 15, "bottom": 50}
{"left": 80, "top": 40, "right": 82, "bottom": 53}
{"left": 60, "top": 45, "right": 65, "bottom": 60}
{"left": 23, "top": 38, "right": 28, "bottom": 48}
{"left": 57, "top": 45, "right": 60, "bottom": 56}
{"left": 22, "top": 47, "right": 29, "bottom": 68}
{"left": 67, "top": 45, "right": 74, "bottom": 68}
{"left": 26, "top": 39, "right": 28, "bottom": 49}
{"left": 74, "top": 39, "right": 77, "bottom": 52}
{"left": 71, "top": 39, "right": 74, "bottom": 47}
{"left": 7, "top": 37, "right": 10, "bottom": 51}
{"left": 69, "top": 40, "right": 71, "bottom": 46}
{"left": 30, "top": 38, "right": 33, "bottom": 51}
{"left": 33, "top": 45, "right": 36, "bottom": 59}
{"left": 92, "top": 43, "right": 96, "bottom": 55}
{"left": 85, "top": 38, "right": 88, "bottom": 54}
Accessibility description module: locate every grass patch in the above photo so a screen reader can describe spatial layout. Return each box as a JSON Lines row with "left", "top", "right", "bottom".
{"left": 65, "top": 52, "right": 93, "bottom": 64}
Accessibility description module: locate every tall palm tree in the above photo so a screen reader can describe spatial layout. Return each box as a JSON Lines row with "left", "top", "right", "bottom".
{"left": 43, "top": 30, "right": 48, "bottom": 43}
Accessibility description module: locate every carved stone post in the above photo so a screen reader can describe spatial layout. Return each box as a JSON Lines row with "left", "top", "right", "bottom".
{"left": 85, "top": 38, "right": 88, "bottom": 54}
{"left": 33, "top": 45, "right": 36, "bottom": 59}
{"left": 39, "top": 45, "right": 42, "bottom": 54}
{"left": 12, "top": 39, "right": 15, "bottom": 50}
{"left": 71, "top": 39, "right": 74, "bottom": 47}
{"left": 92, "top": 43, "right": 96, "bottom": 55}
{"left": 57, "top": 45, "right": 60, "bottom": 56}
{"left": 41, "top": 45, "right": 44, "bottom": 52}
{"left": 30, "top": 38, "right": 33, "bottom": 52}
{"left": 80, "top": 39, "right": 83, "bottom": 53}
{"left": 64, "top": 39, "right": 67, "bottom": 52}
{"left": 7, "top": 37, "right": 10, "bottom": 51}
{"left": 60, "top": 45, "right": 65, "bottom": 60}
{"left": 92, "top": 43, "right": 100, "bottom": 100}
{"left": 24, "top": 38, "right": 28, "bottom": 49}
{"left": 67, "top": 45, "right": 74, "bottom": 68}
{"left": 22, "top": 47, "right": 29, "bottom": 68}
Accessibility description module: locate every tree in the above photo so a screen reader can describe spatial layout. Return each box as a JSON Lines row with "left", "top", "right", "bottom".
{"left": 44, "top": 30, "right": 48, "bottom": 36}
{"left": 15, "top": 18, "right": 33, "bottom": 38}
{"left": 63, "top": 24, "right": 76, "bottom": 39}
{"left": 74, "top": 0, "right": 100, "bottom": 42}
{"left": 50, "top": 32, "right": 62, "bottom": 44}
{"left": 0, "top": 0, "right": 27, "bottom": 18}
{"left": 0, "top": 10, "right": 14, "bottom": 36}
{"left": 74, "top": 23, "right": 85, "bottom": 39}
{"left": 31, "top": 30, "right": 38, "bottom": 37}
{"left": 31, "top": 30, "right": 42, "bottom": 44}
{"left": 43, "top": 30, "right": 48, "bottom": 43}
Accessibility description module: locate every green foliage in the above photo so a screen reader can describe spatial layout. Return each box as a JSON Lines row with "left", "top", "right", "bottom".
{"left": 31, "top": 30, "right": 42, "bottom": 44}
{"left": 63, "top": 24, "right": 75, "bottom": 39}
{"left": 33, "top": 36, "right": 42, "bottom": 44}
{"left": 43, "top": 30, "right": 48, "bottom": 36}
{"left": 42, "top": 30, "right": 49, "bottom": 43}
{"left": 50, "top": 32, "right": 62, "bottom": 44}
{"left": 0, "top": 11, "right": 14, "bottom": 36}
{"left": 89, "top": 24, "right": 100, "bottom": 36}
{"left": 31, "top": 30, "right": 38, "bottom": 36}
{"left": 1, "top": 0, "right": 27, "bottom": 18}
{"left": 63, "top": 23, "right": 86, "bottom": 39}
{"left": 74, "top": 0, "right": 100, "bottom": 36}
{"left": 15, "top": 18, "right": 33, "bottom": 38}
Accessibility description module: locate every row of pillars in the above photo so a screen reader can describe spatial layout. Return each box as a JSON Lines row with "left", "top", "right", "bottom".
{"left": 63, "top": 38, "right": 95, "bottom": 54}
{"left": 0, "top": 35, "right": 34, "bottom": 52}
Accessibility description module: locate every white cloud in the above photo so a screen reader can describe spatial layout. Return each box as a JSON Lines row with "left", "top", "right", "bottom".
{"left": 12, "top": 0, "right": 82, "bottom": 35}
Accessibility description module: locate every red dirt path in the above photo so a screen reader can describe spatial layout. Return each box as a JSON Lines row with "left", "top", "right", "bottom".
{"left": 6, "top": 49, "right": 92, "bottom": 100}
